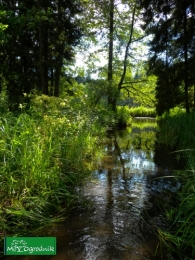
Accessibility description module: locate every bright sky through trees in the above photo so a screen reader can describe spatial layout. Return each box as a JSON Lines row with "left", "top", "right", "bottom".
{"left": 73, "top": 1, "right": 150, "bottom": 78}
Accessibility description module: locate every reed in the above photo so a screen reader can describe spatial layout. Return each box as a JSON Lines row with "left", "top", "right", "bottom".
{"left": 0, "top": 95, "right": 105, "bottom": 246}
{"left": 156, "top": 109, "right": 195, "bottom": 259}
{"left": 129, "top": 106, "right": 156, "bottom": 118}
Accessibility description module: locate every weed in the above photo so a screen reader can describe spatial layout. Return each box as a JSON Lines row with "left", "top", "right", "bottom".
{"left": 0, "top": 94, "right": 105, "bottom": 247}
{"left": 156, "top": 110, "right": 195, "bottom": 259}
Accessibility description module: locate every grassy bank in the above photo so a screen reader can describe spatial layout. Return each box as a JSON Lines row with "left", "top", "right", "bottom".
{"left": 129, "top": 106, "right": 156, "bottom": 118}
{"left": 155, "top": 109, "right": 195, "bottom": 259}
{"left": 0, "top": 94, "right": 106, "bottom": 249}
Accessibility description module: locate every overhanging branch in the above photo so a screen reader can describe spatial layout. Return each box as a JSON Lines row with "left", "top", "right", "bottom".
{"left": 122, "top": 79, "right": 148, "bottom": 84}
{"left": 121, "top": 83, "right": 155, "bottom": 103}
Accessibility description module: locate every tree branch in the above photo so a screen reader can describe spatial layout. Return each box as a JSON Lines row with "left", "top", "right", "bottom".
{"left": 122, "top": 79, "right": 148, "bottom": 84}
{"left": 118, "top": 5, "right": 136, "bottom": 91}
{"left": 131, "top": 34, "right": 148, "bottom": 43}
{"left": 121, "top": 83, "right": 155, "bottom": 103}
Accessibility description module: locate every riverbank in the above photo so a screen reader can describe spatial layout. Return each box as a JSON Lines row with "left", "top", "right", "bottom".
{"left": 155, "top": 110, "right": 195, "bottom": 259}
{"left": 0, "top": 95, "right": 107, "bottom": 252}
{"left": 0, "top": 96, "right": 139, "bottom": 253}
{"left": 1, "top": 119, "right": 171, "bottom": 260}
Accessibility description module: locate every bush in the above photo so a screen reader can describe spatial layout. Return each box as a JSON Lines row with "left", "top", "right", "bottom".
{"left": 116, "top": 105, "right": 132, "bottom": 127}
{"left": 157, "top": 106, "right": 185, "bottom": 120}
{"left": 0, "top": 94, "right": 105, "bottom": 242}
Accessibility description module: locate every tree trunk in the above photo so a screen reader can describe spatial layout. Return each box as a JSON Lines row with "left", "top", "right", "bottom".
{"left": 194, "top": 83, "right": 195, "bottom": 111}
{"left": 107, "top": 0, "right": 115, "bottom": 111}
{"left": 50, "top": 67, "right": 54, "bottom": 96}
{"left": 184, "top": 0, "right": 190, "bottom": 113}
{"left": 38, "top": 0, "right": 48, "bottom": 95}
{"left": 54, "top": 1, "right": 63, "bottom": 97}
{"left": 118, "top": 5, "right": 136, "bottom": 91}
{"left": 54, "top": 62, "right": 62, "bottom": 97}
{"left": 54, "top": 44, "right": 64, "bottom": 97}
{"left": 43, "top": 25, "right": 49, "bottom": 95}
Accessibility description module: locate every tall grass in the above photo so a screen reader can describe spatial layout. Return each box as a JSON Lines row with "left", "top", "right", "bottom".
{"left": 0, "top": 94, "right": 105, "bottom": 247}
{"left": 157, "top": 110, "right": 195, "bottom": 164}
{"left": 129, "top": 106, "right": 156, "bottom": 118}
{"left": 156, "top": 109, "right": 195, "bottom": 259}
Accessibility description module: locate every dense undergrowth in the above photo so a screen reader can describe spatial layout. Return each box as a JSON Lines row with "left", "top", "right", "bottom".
{"left": 0, "top": 90, "right": 134, "bottom": 251}
{"left": 116, "top": 105, "right": 132, "bottom": 127}
{"left": 0, "top": 94, "right": 110, "bottom": 249}
{"left": 155, "top": 108, "right": 195, "bottom": 259}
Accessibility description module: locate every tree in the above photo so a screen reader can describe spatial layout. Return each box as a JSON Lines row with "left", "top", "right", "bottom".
{"left": 0, "top": 0, "right": 83, "bottom": 108}
{"left": 139, "top": 0, "right": 195, "bottom": 114}
{"left": 78, "top": 0, "right": 149, "bottom": 111}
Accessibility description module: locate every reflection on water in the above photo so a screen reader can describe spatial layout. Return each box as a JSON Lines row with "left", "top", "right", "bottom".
{"left": 3, "top": 119, "right": 178, "bottom": 260}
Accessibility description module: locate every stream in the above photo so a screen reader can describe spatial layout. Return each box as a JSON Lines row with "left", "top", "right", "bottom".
{"left": 3, "top": 120, "right": 179, "bottom": 260}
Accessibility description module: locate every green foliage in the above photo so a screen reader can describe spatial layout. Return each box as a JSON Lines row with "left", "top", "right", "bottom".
{"left": 116, "top": 105, "right": 132, "bottom": 127}
{"left": 158, "top": 170, "right": 195, "bottom": 259}
{"left": 76, "top": 0, "right": 151, "bottom": 113}
{"left": 0, "top": 10, "right": 8, "bottom": 34}
{"left": 85, "top": 79, "right": 108, "bottom": 107}
{"left": 156, "top": 111, "right": 195, "bottom": 259}
{"left": 119, "top": 74, "right": 157, "bottom": 108}
{"left": 166, "top": 106, "right": 185, "bottom": 117}
{"left": 0, "top": 78, "right": 9, "bottom": 113}
{"left": 157, "top": 110, "right": 195, "bottom": 151}
{"left": 154, "top": 63, "right": 185, "bottom": 116}
{"left": 0, "top": 94, "right": 105, "bottom": 242}
{"left": 129, "top": 106, "right": 156, "bottom": 117}
{"left": 0, "top": 0, "right": 83, "bottom": 105}
{"left": 140, "top": 0, "right": 194, "bottom": 114}
{"left": 157, "top": 106, "right": 185, "bottom": 120}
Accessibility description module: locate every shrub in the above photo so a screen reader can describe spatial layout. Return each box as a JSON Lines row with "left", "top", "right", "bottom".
{"left": 116, "top": 105, "right": 132, "bottom": 127}
{"left": 0, "top": 94, "right": 105, "bottom": 243}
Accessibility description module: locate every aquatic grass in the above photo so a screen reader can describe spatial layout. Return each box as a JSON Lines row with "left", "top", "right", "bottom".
{"left": 157, "top": 184, "right": 195, "bottom": 259}
{"left": 156, "top": 112, "right": 195, "bottom": 164}
{"left": 129, "top": 106, "right": 156, "bottom": 118}
{"left": 0, "top": 96, "right": 105, "bottom": 245}
{"left": 156, "top": 110, "right": 195, "bottom": 259}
